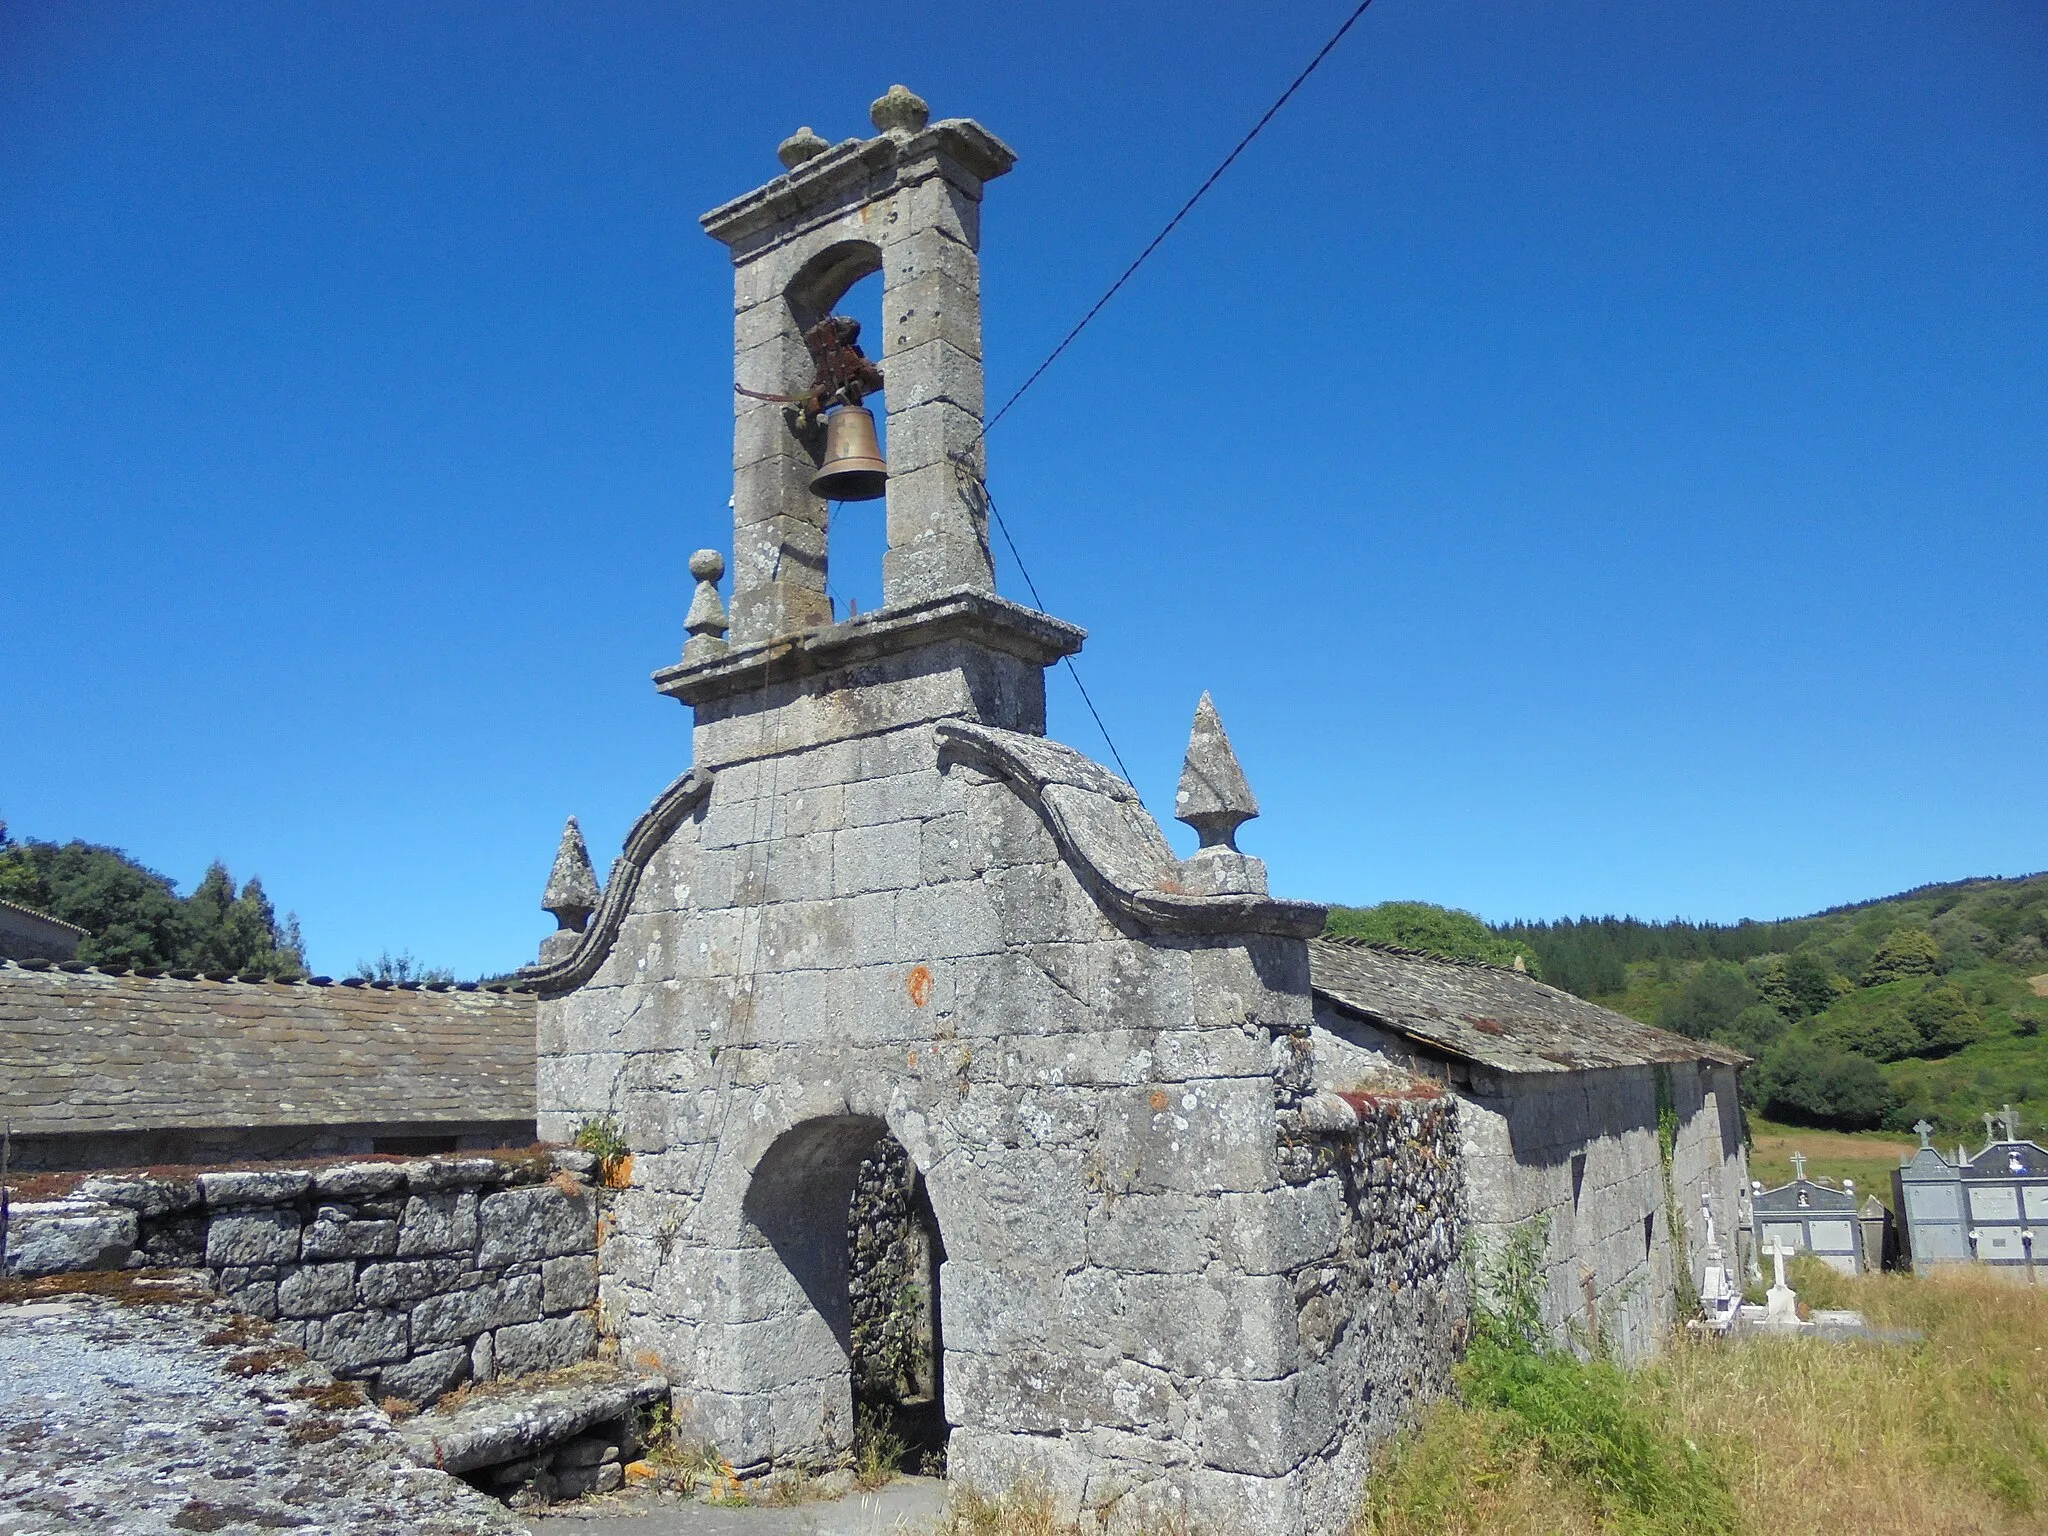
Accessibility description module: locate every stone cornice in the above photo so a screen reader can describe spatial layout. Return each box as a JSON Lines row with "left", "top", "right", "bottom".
{"left": 937, "top": 722, "right": 1329, "bottom": 941}
{"left": 652, "top": 590, "right": 1085, "bottom": 709}
{"left": 518, "top": 768, "right": 716, "bottom": 995}
{"left": 700, "top": 120, "right": 1017, "bottom": 250}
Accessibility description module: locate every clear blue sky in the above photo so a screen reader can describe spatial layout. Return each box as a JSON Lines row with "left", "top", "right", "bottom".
{"left": 3, "top": 2, "right": 2043, "bottom": 980}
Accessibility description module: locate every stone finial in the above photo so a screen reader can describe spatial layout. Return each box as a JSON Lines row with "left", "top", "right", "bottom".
{"left": 777, "top": 126, "right": 829, "bottom": 170}
{"left": 870, "top": 84, "right": 929, "bottom": 137}
{"left": 1176, "top": 693, "right": 1259, "bottom": 851}
{"left": 1172, "top": 692, "right": 1266, "bottom": 897}
{"left": 683, "top": 549, "right": 731, "bottom": 665}
{"left": 543, "top": 818, "right": 600, "bottom": 933}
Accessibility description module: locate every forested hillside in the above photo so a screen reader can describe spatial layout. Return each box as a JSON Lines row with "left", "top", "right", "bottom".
{"left": 1335, "top": 876, "right": 2048, "bottom": 1136}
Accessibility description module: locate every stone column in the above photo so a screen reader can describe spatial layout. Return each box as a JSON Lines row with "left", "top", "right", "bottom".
{"left": 730, "top": 273, "right": 833, "bottom": 643}
{"left": 879, "top": 132, "right": 993, "bottom": 605}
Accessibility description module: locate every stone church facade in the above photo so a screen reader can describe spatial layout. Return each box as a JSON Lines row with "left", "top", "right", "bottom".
{"left": 530, "top": 88, "right": 1746, "bottom": 1533}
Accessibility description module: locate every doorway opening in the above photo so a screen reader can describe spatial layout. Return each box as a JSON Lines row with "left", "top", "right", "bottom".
{"left": 847, "top": 1136, "right": 947, "bottom": 1475}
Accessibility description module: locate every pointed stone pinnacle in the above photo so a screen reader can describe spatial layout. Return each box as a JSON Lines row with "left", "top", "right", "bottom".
{"left": 1175, "top": 692, "right": 1259, "bottom": 852}
{"left": 542, "top": 817, "right": 600, "bottom": 934}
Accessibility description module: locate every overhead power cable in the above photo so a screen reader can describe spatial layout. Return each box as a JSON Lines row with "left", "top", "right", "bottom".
{"left": 954, "top": 0, "right": 1380, "bottom": 783}
{"left": 980, "top": 0, "right": 1380, "bottom": 440}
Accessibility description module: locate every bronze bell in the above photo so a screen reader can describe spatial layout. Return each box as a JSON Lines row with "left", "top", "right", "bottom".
{"left": 809, "top": 405, "right": 887, "bottom": 501}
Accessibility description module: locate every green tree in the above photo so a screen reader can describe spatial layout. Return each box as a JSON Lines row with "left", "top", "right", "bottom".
{"left": 0, "top": 836, "right": 190, "bottom": 968}
{"left": 1658, "top": 961, "right": 1756, "bottom": 1040}
{"left": 1865, "top": 926, "right": 1943, "bottom": 984}
{"left": 1756, "top": 950, "right": 1845, "bottom": 1020}
{"left": 1815, "top": 1001, "right": 1920, "bottom": 1063}
{"left": 349, "top": 948, "right": 455, "bottom": 985}
{"left": 1752, "top": 1038, "right": 1892, "bottom": 1129}
{"left": 0, "top": 831, "right": 305, "bottom": 977}
{"left": 1721, "top": 1002, "right": 1789, "bottom": 1056}
{"left": 1905, "top": 981, "right": 1981, "bottom": 1056}
{"left": 1323, "top": 901, "right": 1539, "bottom": 974}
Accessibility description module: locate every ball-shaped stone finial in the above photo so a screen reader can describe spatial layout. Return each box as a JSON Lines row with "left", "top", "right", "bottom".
{"left": 777, "top": 126, "right": 829, "bottom": 171}
{"left": 870, "top": 84, "right": 929, "bottom": 137}
{"left": 689, "top": 548, "right": 725, "bottom": 583}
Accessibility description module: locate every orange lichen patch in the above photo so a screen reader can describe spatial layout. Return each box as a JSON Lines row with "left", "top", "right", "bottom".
{"left": 1148, "top": 1089, "right": 1170, "bottom": 1111}
{"left": 602, "top": 1154, "right": 634, "bottom": 1189}
{"left": 0, "top": 1268, "right": 209, "bottom": 1308}
{"left": 1336, "top": 1083, "right": 1448, "bottom": 1115}
{"left": 907, "top": 964, "right": 934, "bottom": 1008}
{"left": 624, "top": 1459, "right": 661, "bottom": 1485}
{"left": 1469, "top": 1016, "right": 1507, "bottom": 1036}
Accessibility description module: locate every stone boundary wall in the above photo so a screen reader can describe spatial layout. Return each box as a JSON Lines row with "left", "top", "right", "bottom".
{"left": 3, "top": 1150, "right": 606, "bottom": 1407}
{"left": 1275, "top": 1076, "right": 1467, "bottom": 1515}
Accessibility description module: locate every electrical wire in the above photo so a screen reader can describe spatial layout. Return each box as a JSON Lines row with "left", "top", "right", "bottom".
{"left": 980, "top": 0, "right": 1380, "bottom": 440}
{"left": 958, "top": 0, "right": 1380, "bottom": 785}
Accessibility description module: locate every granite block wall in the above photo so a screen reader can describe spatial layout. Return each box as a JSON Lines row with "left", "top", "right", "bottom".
{"left": 4, "top": 1152, "right": 605, "bottom": 1407}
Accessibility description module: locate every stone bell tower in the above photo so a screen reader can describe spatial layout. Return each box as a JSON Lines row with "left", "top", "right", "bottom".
{"left": 532, "top": 89, "right": 1451, "bottom": 1536}
{"left": 708, "top": 83, "right": 1010, "bottom": 641}
{"left": 658, "top": 84, "right": 1082, "bottom": 766}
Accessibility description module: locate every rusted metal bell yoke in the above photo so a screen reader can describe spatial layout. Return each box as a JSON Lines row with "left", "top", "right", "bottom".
{"left": 810, "top": 405, "right": 887, "bottom": 502}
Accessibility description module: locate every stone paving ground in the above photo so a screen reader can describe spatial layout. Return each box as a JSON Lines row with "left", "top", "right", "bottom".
{"left": 522, "top": 1481, "right": 947, "bottom": 1536}
{"left": 0, "top": 1273, "right": 525, "bottom": 1535}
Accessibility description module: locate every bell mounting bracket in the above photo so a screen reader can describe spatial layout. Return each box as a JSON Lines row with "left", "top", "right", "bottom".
{"left": 735, "top": 315, "right": 886, "bottom": 427}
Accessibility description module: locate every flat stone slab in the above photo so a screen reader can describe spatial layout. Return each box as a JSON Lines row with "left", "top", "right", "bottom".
{"left": 395, "top": 1362, "right": 668, "bottom": 1474}
{"left": 0, "top": 1273, "right": 524, "bottom": 1535}
{"left": 524, "top": 1478, "right": 949, "bottom": 1535}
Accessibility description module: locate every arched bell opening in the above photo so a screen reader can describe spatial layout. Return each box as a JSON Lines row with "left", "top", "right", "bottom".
{"left": 784, "top": 241, "right": 889, "bottom": 618}
{"left": 739, "top": 1114, "right": 948, "bottom": 1474}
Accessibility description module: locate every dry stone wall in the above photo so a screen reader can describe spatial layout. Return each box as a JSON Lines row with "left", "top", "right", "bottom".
{"left": 4, "top": 1151, "right": 604, "bottom": 1406}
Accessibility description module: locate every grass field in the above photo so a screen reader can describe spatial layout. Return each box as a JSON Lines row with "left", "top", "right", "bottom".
{"left": 1746, "top": 1116, "right": 1919, "bottom": 1208}
{"left": 1357, "top": 1260, "right": 2048, "bottom": 1536}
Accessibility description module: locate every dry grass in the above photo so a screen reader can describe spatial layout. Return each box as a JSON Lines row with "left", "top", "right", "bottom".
{"left": 1359, "top": 1262, "right": 2048, "bottom": 1536}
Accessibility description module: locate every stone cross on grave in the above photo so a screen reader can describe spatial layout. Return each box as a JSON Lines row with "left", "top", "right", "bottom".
{"left": 1914, "top": 1118, "right": 1935, "bottom": 1150}
{"left": 1790, "top": 1151, "right": 1807, "bottom": 1183}
{"left": 2003, "top": 1104, "right": 2023, "bottom": 1143}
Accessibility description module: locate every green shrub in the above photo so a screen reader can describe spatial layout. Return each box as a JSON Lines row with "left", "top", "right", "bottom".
{"left": 1752, "top": 1038, "right": 1892, "bottom": 1129}
{"left": 573, "top": 1116, "right": 630, "bottom": 1167}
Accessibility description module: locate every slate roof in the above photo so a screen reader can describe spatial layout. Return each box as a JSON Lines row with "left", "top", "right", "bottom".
{"left": 1309, "top": 937, "right": 1748, "bottom": 1075}
{"left": 0, "top": 961, "right": 537, "bottom": 1138}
